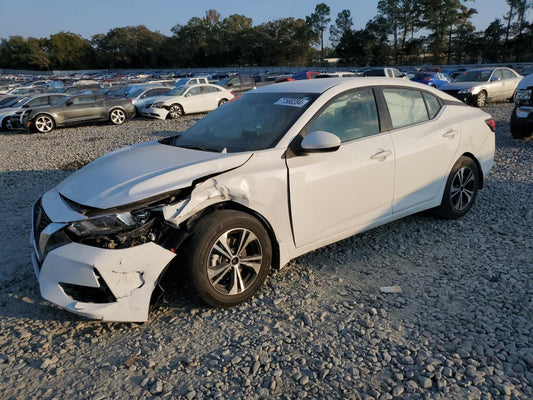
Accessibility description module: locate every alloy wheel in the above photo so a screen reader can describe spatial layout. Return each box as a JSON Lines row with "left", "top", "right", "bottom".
{"left": 206, "top": 228, "right": 263, "bottom": 296}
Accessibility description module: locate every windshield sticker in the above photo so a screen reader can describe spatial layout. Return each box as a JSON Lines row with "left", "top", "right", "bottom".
{"left": 275, "top": 97, "right": 310, "bottom": 107}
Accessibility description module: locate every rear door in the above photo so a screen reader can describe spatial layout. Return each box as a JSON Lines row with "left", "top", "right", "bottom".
{"left": 380, "top": 87, "right": 461, "bottom": 213}
{"left": 61, "top": 95, "right": 102, "bottom": 123}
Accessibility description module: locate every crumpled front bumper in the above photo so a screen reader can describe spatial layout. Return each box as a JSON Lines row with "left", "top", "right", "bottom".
{"left": 140, "top": 107, "right": 168, "bottom": 120}
{"left": 33, "top": 241, "right": 176, "bottom": 322}
{"left": 31, "top": 190, "right": 177, "bottom": 322}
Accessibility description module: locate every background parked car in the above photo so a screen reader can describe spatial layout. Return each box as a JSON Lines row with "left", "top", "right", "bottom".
{"left": 216, "top": 75, "right": 259, "bottom": 94}
{"left": 362, "top": 67, "right": 408, "bottom": 79}
{"left": 0, "top": 94, "right": 69, "bottom": 131}
{"left": 141, "top": 84, "right": 234, "bottom": 119}
{"left": 22, "top": 94, "right": 136, "bottom": 133}
{"left": 410, "top": 72, "right": 451, "bottom": 88}
{"left": 124, "top": 85, "right": 173, "bottom": 115}
{"left": 440, "top": 67, "right": 522, "bottom": 107}
{"left": 510, "top": 72, "right": 533, "bottom": 138}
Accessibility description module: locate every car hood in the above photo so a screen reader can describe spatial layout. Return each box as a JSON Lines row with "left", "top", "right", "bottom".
{"left": 440, "top": 81, "right": 485, "bottom": 90}
{"left": 517, "top": 73, "right": 533, "bottom": 89}
{"left": 56, "top": 140, "right": 251, "bottom": 210}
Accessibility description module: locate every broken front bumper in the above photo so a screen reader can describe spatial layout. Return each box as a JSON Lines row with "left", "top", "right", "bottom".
{"left": 31, "top": 191, "right": 176, "bottom": 322}
{"left": 33, "top": 241, "right": 175, "bottom": 322}
{"left": 140, "top": 107, "right": 168, "bottom": 120}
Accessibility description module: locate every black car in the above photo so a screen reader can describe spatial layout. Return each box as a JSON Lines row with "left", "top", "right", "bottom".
{"left": 510, "top": 73, "right": 533, "bottom": 139}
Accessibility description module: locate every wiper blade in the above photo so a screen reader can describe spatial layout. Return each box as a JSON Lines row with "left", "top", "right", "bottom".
{"left": 178, "top": 144, "right": 219, "bottom": 152}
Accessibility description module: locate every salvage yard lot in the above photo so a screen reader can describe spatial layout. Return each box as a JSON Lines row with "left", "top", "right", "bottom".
{"left": 0, "top": 103, "right": 531, "bottom": 399}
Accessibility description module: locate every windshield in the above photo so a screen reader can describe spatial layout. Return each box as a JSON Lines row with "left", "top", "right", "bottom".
{"left": 167, "top": 92, "right": 319, "bottom": 153}
{"left": 217, "top": 77, "right": 231, "bottom": 86}
{"left": 167, "top": 86, "right": 188, "bottom": 96}
{"left": 174, "top": 78, "right": 190, "bottom": 86}
{"left": 0, "top": 96, "right": 18, "bottom": 107}
{"left": 454, "top": 70, "right": 491, "bottom": 82}
{"left": 125, "top": 87, "right": 146, "bottom": 98}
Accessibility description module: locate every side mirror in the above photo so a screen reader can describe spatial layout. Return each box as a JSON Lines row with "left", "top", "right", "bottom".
{"left": 301, "top": 131, "right": 341, "bottom": 153}
{"left": 491, "top": 76, "right": 500, "bottom": 82}
{"left": 66, "top": 100, "right": 73, "bottom": 106}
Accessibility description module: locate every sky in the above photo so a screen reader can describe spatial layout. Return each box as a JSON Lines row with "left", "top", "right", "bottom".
{"left": 0, "top": 0, "right": 515, "bottom": 40}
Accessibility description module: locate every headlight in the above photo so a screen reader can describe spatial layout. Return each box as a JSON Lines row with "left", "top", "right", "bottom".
{"left": 458, "top": 87, "right": 475, "bottom": 94}
{"left": 67, "top": 210, "right": 151, "bottom": 236}
{"left": 515, "top": 89, "right": 531, "bottom": 104}
{"left": 152, "top": 102, "right": 164, "bottom": 108}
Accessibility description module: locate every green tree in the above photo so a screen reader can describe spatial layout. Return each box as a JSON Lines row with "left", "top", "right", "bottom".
{"left": 46, "top": 32, "right": 93, "bottom": 69}
{"left": 421, "top": 0, "right": 477, "bottom": 64}
{"left": 377, "top": 0, "right": 423, "bottom": 64}
{"left": 329, "top": 10, "right": 353, "bottom": 47}
{"left": 306, "top": 3, "right": 331, "bottom": 61}
{"left": 0, "top": 36, "right": 50, "bottom": 70}
{"left": 91, "top": 25, "right": 165, "bottom": 69}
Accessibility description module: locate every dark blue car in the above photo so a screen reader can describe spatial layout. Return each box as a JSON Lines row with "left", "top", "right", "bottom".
{"left": 411, "top": 72, "right": 451, "bottom": 88}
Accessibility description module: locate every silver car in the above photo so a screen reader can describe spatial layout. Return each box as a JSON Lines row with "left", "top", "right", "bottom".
{"left": 440, "top": 67, "right": 522, "bottom": 107}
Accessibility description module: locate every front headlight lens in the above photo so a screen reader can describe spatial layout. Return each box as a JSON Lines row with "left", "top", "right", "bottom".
{"left": 68, "top": 210, "right": 150, "bottom": 236}
{"left": 152, "top": 102, "right": 164, "bottom": 108}
{"left": 515, "top": 89, "right": 531, "bottom": 104}
{"left": 458, "top": 87, "right": 475, "bottom": 94}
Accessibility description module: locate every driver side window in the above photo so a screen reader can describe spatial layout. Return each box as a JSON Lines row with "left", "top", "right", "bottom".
{"left": 306, "top": 88, "right": 380, "bottom": 143}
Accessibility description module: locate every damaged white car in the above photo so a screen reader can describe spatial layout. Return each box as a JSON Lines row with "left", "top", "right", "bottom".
{"left": 32, "top": 78, "right": 496, "bottom": 322}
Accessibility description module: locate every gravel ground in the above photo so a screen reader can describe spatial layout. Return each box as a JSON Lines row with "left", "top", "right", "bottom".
{"left": 0, "top": 104, "right": 531, "bottom": 400}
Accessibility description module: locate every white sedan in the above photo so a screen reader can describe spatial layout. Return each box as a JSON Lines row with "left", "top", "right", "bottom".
{"left": 141, "top": 83, "right": 234, "bottom": 119}
{"left": 32, "top": 78, "right": 495, "bottom": 321}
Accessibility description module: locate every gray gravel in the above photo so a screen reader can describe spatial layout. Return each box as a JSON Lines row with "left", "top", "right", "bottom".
{"left": 0, "top": 105, "right": 531, "bottom": 400}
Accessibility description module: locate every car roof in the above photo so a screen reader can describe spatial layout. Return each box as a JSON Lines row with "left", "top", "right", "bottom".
{"left": 254, "top": 77, "right": 435, "bottom": 95}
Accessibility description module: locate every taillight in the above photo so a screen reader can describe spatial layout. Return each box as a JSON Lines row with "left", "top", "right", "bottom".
{"left": 485, "top": 118, "right": 496, "bottom": 132}
{"left": 230, "top": 90, "right": 234, "bottom": 96}
{"left": 424, "top": 77, "right": 430, "bottom": 82}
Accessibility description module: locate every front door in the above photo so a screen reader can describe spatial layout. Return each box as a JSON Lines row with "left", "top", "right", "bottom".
{"left": 286, "top": 88, "right": 394, "bottom": 247}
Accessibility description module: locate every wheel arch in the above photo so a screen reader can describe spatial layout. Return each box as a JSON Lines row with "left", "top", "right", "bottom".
{"left": 460, "top": 152, "right": 484, "bottom": 189}
{"left": 162, "top": 200, "right": 281, "bottom": 270}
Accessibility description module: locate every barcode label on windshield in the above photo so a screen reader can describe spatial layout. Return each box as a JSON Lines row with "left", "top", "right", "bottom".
{"left": 275, "top": 97, "right": 310, "bottom": 107}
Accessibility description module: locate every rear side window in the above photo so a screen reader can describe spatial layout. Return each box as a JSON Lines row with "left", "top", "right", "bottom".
{"left": 27, "top": 97, "right": 48, "bottom": 107}
{"left": 382, "top": 88, "right": 428, "bottom": 129}
{"left": 423, "top": 92, "right": 441, "bottom": 119}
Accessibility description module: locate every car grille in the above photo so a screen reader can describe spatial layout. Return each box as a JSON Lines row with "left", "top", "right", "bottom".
{"left": 442, "top": 90, "right": 460, "bottom": 96}
{"left": 33, "top": 198, "right": 51, "bottom": 246}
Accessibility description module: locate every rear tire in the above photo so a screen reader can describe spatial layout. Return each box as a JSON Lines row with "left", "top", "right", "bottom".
{"left": 218, "top": 99, "right": 228, "bottom": 107}
{"left": 434, "top": 156, "right": 479, "bottom": 219}
{"left": 109, "top": 108, "right": 126, "bottom": 125}
{"left": 184, "top": 210, "right": 272, "bottom": 308}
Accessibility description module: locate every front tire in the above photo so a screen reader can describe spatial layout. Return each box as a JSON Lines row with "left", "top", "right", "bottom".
{"left": 168, "top": 104, "right": 183, "bottom": 119}
{"left": 33, "top": 114, "right": 55, "bottom": 133}
{"left": 185, "top": 210, "right": 272, "bottom": 308}
{"left": 474, "top": 91, "right": 487, "bottom": 107}
{"left": 434, "top": 156, "right": 479, "bottom": 219}
{"left": 109, "top": 108, "right": 126, "bottom": 125}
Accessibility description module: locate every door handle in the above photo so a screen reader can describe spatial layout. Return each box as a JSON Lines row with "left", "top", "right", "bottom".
{"left": 370, "top": 150, "right": 392, "bottom": 161}
{"left": 443, "top": 128, "right": 457, "bottom": 138}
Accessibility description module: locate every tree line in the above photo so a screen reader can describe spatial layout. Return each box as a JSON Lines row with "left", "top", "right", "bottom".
{"left": 1, "top": 1, "right": 532, "bottom": 71}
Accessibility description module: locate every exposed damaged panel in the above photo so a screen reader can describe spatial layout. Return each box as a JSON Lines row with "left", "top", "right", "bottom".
{"left": 37, "top": 242, "right": 175, "bottom": 322}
